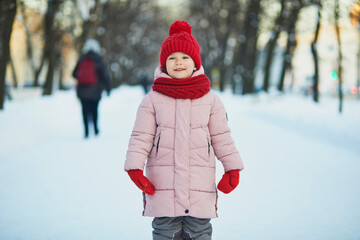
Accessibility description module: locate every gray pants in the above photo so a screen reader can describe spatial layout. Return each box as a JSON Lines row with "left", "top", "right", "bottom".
{"left": 152, "top": 216, "right": 212, "bottom": 240}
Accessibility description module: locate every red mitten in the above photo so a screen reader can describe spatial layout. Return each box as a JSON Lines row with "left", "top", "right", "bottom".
{"left": 127, "top": 169, "right": 155, "bottom": 195}
{"left": 217, "top": 170, "right": 240, "bottom": 194}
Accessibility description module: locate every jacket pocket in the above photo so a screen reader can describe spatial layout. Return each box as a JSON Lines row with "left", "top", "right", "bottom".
{"left": 207, "top": 141, "right": 210, "bottom": 156}
{"left": 207, "top": 136, "right": 211, "bottom": 157}
{"left": 156, "top": 131, "right": 161, "bottom": 155}
{"left": 206, "top": 135, "right": 215, "bottom": 167}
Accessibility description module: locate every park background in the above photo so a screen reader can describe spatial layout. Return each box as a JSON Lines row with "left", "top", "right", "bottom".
{"left": 0, "top": 0, "right": 360, "bottom": 239}
{"left": 1, "top": 0, "right": 359, "bottom": 107}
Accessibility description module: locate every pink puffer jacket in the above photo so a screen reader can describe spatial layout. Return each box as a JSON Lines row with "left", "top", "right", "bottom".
{"left": 125, "top": 67, "right": 244, "bottom": 218}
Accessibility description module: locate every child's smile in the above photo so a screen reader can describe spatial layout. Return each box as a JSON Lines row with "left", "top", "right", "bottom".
{"left": 166, "top": 52, "right": 195, "bottom": 79}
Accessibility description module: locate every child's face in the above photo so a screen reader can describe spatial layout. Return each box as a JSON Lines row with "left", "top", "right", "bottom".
{"left": 166, "top": 52, "right": 196, "bottom": 79}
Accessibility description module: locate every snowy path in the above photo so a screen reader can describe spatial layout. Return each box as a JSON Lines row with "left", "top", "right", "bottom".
{"left": 0, "top": 87, "right": 359, "bottom": 240}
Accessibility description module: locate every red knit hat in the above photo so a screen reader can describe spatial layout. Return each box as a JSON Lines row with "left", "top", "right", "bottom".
{"left": 160, "top": 20, "right": 201, "bottom": 71}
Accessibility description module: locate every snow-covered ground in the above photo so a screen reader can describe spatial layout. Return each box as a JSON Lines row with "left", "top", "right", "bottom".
{"left": 0, "top": 86, "right": 359, "bottom": 240}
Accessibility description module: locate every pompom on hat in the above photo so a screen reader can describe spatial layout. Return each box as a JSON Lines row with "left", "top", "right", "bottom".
{"left": 160, "top": 20, "right": 201, "bottom": 71}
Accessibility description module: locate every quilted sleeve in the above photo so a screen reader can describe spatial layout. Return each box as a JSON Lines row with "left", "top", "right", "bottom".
{"left": 208, "top": 93, "right": 244, "bottom": 172}
{"left": 124, "top": 93, "right": 157, "bottom": 171}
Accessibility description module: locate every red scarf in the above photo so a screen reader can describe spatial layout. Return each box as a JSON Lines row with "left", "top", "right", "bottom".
{"left": 152, "top": 74, "right": 211, "bottom": 99}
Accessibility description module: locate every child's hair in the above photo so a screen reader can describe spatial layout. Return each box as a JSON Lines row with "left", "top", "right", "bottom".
{"left": 160, "top": 21, "right": 201, "bottom": 71}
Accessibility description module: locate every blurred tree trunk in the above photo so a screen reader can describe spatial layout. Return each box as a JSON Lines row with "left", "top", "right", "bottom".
{"left": 263, "top": 0, "right": 286, "bottom": 92}
{"left": 218, "top": 0, "right": 239, "bottom": 92}
{"left": 334, "top": 0, "right": 343, "bottom": 113}
{"left": 310, "top": 1, "right": 322, "bottom": 103}
{"left": 188, "top": 0, "right": 240, "bottom": 91}
{"left": 54, "top": 19, "right": 67, "bottom": 91}
{"left": 57, "top": 56, "right": 64, "bottom": 90}
{"left": 58, "top": 68, "right": 64, "bottom": 90}
{"left": 189, "top": 0, "right": 220, "bottom": 82}
{"left": 0, "top": 0, "right": 17, "bottom": 110}
{"left": 43, "top": 0, "right": 61, "bottom": 96}
{"left": 235, "top": 0, "right": 261, "bottom": 94}
{"left": 278, "top": 1, "right": 302, "bottom": 92}
{"left": 79, "top": 0, "right": 100, "bottom": 48}
{"left": 35, "top": 57, "right": 46, "bottom": 87}
{"left": 9, "top": 56, "right": 18, "bottom": 88}
{"left": 57, "top": 43, "right": 66, "bottom": 90}
{"left": 20, "top": 1, "right": 45, "bottom": 87}
{"left": 100, "top": 0, "right": 166, "bottom": 85}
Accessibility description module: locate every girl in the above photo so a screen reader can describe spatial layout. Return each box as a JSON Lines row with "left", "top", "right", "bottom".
{"left": 125, "top": 20, "right": 244, "bottom": 240}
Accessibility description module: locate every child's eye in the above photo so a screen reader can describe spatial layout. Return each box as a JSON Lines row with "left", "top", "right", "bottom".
{"left": 168, "top": 57, "right": 175, "bottom": 60}
{"left": 183, "top": 56, "right": 189, "bottom": 59}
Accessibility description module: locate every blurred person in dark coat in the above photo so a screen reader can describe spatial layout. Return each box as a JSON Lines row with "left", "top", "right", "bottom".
{"left": 140, "top": 73, "right": 150, "bottom": 94}
{"left": 72, "top": 39, "right": 111, "bottom": 138}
